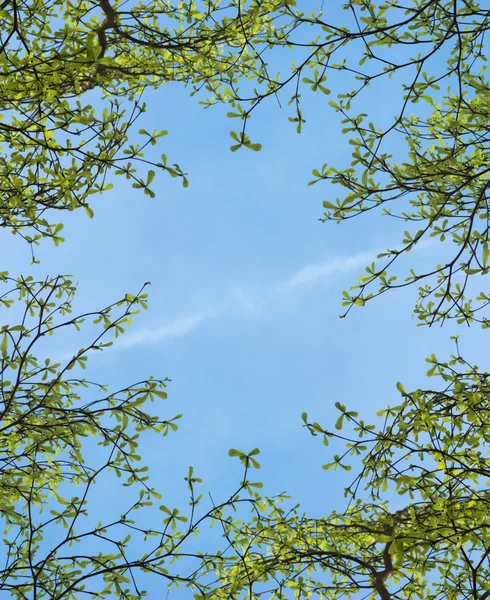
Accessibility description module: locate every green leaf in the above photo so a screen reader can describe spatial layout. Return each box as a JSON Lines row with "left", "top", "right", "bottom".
{"left": 396, "top": 382, "right": 406, "bottom": 395}
{"left": 483, "top": 242, "right": 489, "bottom": 267}
{"left": 147, "top": 170, "right": 155, "bottom": 185}
{"left": 228, "top": 448, "right": 243, "bottom": 457}
{"left": 0, "top": 334, "right": 7, "bottom": 358}
{"left": 84, "top": 205, "right": 94, "bottom": 219}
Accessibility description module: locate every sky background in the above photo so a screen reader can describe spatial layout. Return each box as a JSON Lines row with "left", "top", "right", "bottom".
{"left": 2, "top": 18, "right": 488, "bottom": 594}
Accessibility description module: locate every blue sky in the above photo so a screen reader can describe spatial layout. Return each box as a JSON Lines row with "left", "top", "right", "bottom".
{"left": 3, "top": 46, "right": 488, "bottom": 596}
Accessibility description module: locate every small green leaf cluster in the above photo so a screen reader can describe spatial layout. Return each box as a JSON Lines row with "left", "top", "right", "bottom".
{"left": 298, "top": 2, "right": 490, "bottom": 326}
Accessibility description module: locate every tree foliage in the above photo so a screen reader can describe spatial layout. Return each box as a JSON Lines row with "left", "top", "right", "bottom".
{"left": 298, "top": 1, "right": 490, "bottom": 327}
{"left": 0, "top": 274, "right": 274, "bottom": 598}
{"left": 0, "top": 0, "right": 292, "bottom": 252}
{"left": 2, "top": 0, "right": 490, "bottom": 599}
{"left": 200, "top": 343, "right": 490, "bottom": 599}
{"left": 5, "top": 0, "right": 489, "bottom": 324}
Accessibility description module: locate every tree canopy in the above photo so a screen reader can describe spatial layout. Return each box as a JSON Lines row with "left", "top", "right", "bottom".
{"left": 2, "top": 0, "right": 490, "bottom": 599}
{"left": 0, "top": 0, "right": 290, "bottom": 250}
{"left": 202, "top": 342, "right": 490, "bottom": 599}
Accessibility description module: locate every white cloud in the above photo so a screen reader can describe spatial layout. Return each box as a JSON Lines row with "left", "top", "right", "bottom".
{"left": 90, "top": 246, "right": 401, "bottom": 353}
{"left": 230, "top": 287, "right": 260, "bottom": 314}
{"left": 58, "top": 244, "right": 428, "bottom": 358}
{"left": 284, "top": 249, "right": 375, "bottom": 288}
{"left": 113, "top": 311, "right": 212, "bottom": 350}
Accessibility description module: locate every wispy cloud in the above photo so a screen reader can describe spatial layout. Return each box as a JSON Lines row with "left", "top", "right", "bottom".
{"left": 96, "top": 248, "right": 386, "bottom": 353}
{"left": 230, "top": 287, "right": 261, "bottom": 314}
{"left": 284, "top": 250, "right": 375, "bottom": 289}
{"left": 227, "top": 249, "right": 377, "bottom": 320}
{"left": 113, "top": 311, "right": 212, "bottom": 350}
{"left": 58, "top": 243, "right": 434, "bottom": 357}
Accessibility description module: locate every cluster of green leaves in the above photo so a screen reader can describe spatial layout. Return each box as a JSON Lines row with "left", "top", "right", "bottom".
{"left": 0, "top": 0, "right": 298, "bottom": 253}
{"left": 0, "top": 273, "right": 278, "bottom": 598}
{"left": 0, "top": 275, "right": 170, "bottom": 597}
{"left": 297, "top": 1, "right": 490, "bottom": 327}
{"left": 190, "top": 343, "right": 490, "bottom": 600}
